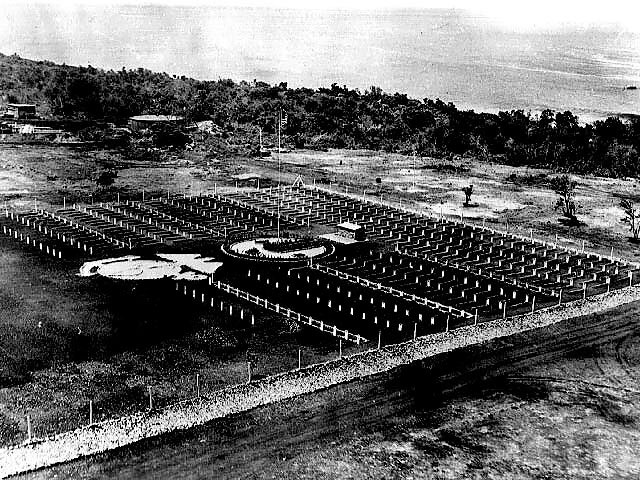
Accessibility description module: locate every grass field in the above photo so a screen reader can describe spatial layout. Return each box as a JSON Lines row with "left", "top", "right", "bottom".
{"left": 0, "top": 234, "right": 350, "bottom": 445}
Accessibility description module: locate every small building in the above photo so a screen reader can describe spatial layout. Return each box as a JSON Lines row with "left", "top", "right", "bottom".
{"left": 129, "top": 114, "right": 185, "bottom": 132}
{"left": 336, "top": 222, "right": 365, "bottom": 241}
{"left": 5, "top": 104, "right": 37, "bottom": 119}
{"left": 231, "top": 172, "right": 263, "bottom": 188}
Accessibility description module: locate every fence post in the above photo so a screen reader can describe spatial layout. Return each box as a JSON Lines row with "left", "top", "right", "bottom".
{"left": 247, "top": 361, "right": 252, "bottom": 384}
{"left": 298, "top": 348, "right": 302, "bottom": 370}
{"left": 26, "top": 414, "right": 32, "bottom": 443}
{"left": 196, "top": 373, "right": 201, "bottom": 400}
{"left": 413, "top": 322, "right": 417, "bottom": 341}
{"left": 148, "top": 386, "right": 153, "bottom": 411}
{"left": 531, "top": 296, "right": 536, "bottom": 313}
{"left": 377, "top": 330, "right": 381, "bottom": 350}
{"left": 89, "top": 400, "right": 93, "bottom": 426}
{"left": 339, "top": 339, "right": 342, "bottom": 358}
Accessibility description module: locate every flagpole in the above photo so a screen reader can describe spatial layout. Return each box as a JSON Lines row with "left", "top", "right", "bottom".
{"left": 277, "top": 109, "right": 281, "bottom": 241}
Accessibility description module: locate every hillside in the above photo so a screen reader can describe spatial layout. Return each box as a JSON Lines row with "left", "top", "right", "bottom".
{"left": 0, "top": 53, "right": 639, "bottom": 178}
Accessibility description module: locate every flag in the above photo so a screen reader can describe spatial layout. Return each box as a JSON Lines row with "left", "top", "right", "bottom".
{"left": 280, "top": 111, "right": 288, "bottom": 129}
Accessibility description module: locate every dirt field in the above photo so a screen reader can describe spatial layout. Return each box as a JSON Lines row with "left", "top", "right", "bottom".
{"left": 3, "top": 143, "right": 640, "bottom": 477}
{"left": 269, "top": 338, "right": 640, "bottom": 480}
{"left": 271, "top": 149, "right": 640, "bottom": 261}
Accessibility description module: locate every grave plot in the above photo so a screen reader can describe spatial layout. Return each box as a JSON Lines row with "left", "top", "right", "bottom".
{"left": 137, "top": 198, "right": 248, "bottom": 240}
{"left": 0, "top": 209, "right": 128, "bottom": 258}
{"left": 394, "top": 221, "right": 636, "bottom": 300}
{"left": 138, "top": 194, "right": 302, "bottom": 239}
{"left": 192, "top": 192, "right": 305, "bottom": 230}
{"left": 228, "top": 183, "right": 638, "bottom": 308}
{"left": 300, "top": 185, "right": 638, "bottom": 302}
{"left": 55, "top": 207, "right": 161, "bottom": 252}
{"left": 226, "top": 186, "right": 367, "bottom": 227}
{"left": 84, "top": 202, "right": 210, "bottom": 246}
{"left": 0, "top": 212, "right": 82, "bottom": 259}
{"left": 223, "top": 190, "right": 311, "bottom": 228}
{"left": 234, "top": 263, "right": 469, "bottom": 343}
{"left": 319, "top": 251, "right": 545, "bottom": 320}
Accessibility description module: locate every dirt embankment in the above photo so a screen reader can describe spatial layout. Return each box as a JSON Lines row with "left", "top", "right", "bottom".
{"left": 3, "top": 285, "right": 640, "bottom": 478}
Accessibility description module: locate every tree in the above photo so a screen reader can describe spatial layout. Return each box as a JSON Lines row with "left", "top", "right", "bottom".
{"left": 463, "top": 185, "right": 473, "bottom": 206}
{"left": 551, "top": 175, "right": 579, "bottom": 220}
{"left": 96, "top": 170, "right": 117, "bottom": 188}
{"left": 620, "top": 199, "right": 640, "bottom": 241}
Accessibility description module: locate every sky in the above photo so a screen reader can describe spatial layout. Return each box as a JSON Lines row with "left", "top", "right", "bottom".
{"left": 9, "top": 0, "right": 639, "bottom": 31}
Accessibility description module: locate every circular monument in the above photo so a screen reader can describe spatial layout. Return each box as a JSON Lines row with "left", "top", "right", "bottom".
{"left": 224, "top": 237, "right": 334, "bottom": 262}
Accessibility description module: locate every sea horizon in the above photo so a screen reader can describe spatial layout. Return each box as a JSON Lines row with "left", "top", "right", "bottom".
{"left": 1, "top": 5, "right": 639, "bottom": 123}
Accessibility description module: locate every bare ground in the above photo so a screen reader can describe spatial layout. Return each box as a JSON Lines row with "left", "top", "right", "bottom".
{"left": 3, "top": 144, "right": 640, "bottom": 477}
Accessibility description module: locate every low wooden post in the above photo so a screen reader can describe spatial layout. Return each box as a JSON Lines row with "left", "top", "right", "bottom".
{"left": 298, "top": 348, "right": 302, "bottom": 370}
{"left": 148, "top": 386, "right": 153, "bottom": 411}
{"left": 89, "top": 400, "right": 93, "bottom": 426}
{"left": 377, "top": 330, "right": 381, "bottom": 350}
{"left": 558, "top": 288, "right": 563, "bottom": 305}
{"left": 26, "top": 414, "right": 32, "bottom": 443}
{"left": 247, "top": 361, "right": 252, "bottom": 384}
{"left": 502, "top": 301, "right": 507, "bottom": 319}
{"left": 413, "top": 322, "right": 417, "bottom": 340}
{"left": 196, "top": 373, "right": 201, "bottom": 400}
{"left": 531, "top": 296, "right": 536, "bottom": 313}
{"left": 339, "top": 339, "right": 343, "bottom": 358}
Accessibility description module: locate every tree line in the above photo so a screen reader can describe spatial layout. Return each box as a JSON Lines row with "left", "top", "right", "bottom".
{"left": 1, "top": 53, "right": 639, "bottom": 177}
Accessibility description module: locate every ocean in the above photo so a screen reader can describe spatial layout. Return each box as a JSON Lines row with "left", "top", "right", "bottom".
{"left": 1, "top": 6, "right": 639, "bottom": 123}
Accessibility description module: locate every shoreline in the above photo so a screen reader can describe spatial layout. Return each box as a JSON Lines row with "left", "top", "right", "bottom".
{"left": 2, "top": 285, "right": 640, "bottom": 478}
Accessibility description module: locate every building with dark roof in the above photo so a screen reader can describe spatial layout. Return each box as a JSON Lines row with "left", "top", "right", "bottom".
{"left": 4, "top": 104, "right": 37, "bottom": 119}
{"left": 129, "top": 115, "right": 185, "bottom": 132}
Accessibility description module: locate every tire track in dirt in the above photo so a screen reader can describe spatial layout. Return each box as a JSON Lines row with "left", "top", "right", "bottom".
{"left": 503, "top": 374, "right": 640, "bottom": 398}
{"left": 615, "top": 333, "right": 640, "bottom": 382}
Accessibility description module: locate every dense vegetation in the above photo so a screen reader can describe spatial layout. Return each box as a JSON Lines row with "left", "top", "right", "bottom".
{"left": 1, "top": 53, "right": 639, "bottom": 177}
